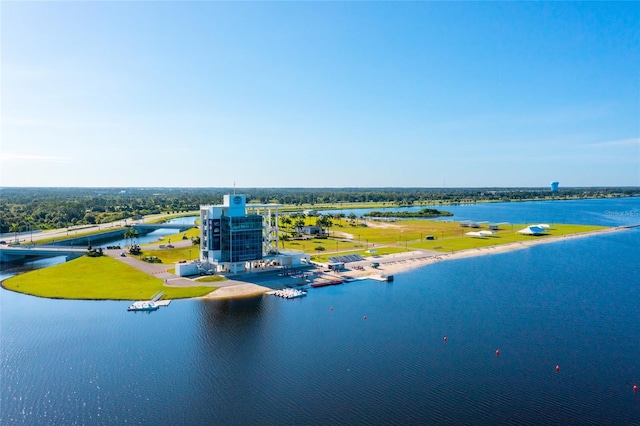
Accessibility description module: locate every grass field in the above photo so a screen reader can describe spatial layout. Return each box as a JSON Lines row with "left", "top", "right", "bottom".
{"left": 2, "top": 256, "right": 215, "bottom": 300}
{"left": 284, "top": 219, "right": 608, "bottom": 259}
{"left": 133, "top": 245, "right": 199, "bottom": 264}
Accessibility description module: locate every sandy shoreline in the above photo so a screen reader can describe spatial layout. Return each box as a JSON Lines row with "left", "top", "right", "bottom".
{"left": 205, "top": 226, "right": 629, "bottom": 298}
{"left": 200, "top": 283, "right": 272, "bottom": 300}
{"left": 350, "top": 225, "right": 628, "bottom": 277}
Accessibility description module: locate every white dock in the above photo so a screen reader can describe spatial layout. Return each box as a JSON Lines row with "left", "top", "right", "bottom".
{"left": 131, "top": 291, "right": 171, "bottom": 308}
{"left": 370, "top": 274, "right": 394, "bottom": 282}
{"left": 130, "top": 299, "right": 171, "bottom": 306}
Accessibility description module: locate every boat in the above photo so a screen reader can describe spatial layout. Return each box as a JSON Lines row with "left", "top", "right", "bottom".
{"left": 127, "top": 301, "right": 159, "bottom": 312}
{"left": 288, "top": 290, "right": 307, "bottom": 299}
{"left": 310, "top": 280, "right": 343, "bottom": 288}
{"left": 273, "top": 288, "right": 307, "bottom": 299}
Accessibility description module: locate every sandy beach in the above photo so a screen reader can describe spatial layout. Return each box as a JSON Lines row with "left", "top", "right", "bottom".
{"left": 344, "top": 225, "right": 630, "bottom": 278}
{"left": 200, "top": 283, "right": 272, "bottom": 299}
{"left": 204, "top": 226, "right": 630, "bottom": 299}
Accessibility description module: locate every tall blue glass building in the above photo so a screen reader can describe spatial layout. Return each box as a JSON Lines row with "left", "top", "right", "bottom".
{"left": 199, "top": 195, "right": 289, "bottom": 274}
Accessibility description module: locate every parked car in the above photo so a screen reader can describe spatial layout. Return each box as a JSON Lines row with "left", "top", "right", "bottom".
{"left": 120, "top": 252, "right": 126, "bottom": 257}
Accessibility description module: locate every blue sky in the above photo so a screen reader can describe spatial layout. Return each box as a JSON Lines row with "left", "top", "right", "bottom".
{"left": 2, "top": 1, "right": 638, "bottom": 188}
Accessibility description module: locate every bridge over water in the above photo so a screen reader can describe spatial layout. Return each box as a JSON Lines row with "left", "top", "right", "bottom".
{"left": 133, "top": 223, "right": 195, "bottom": 231}
{"left": 0, "top": 246, "right": 87, "bottom": 263}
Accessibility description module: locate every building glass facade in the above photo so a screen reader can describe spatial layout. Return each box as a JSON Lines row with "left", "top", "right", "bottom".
{"left": 220, "top": 215, "right": 263, "bottom": 262}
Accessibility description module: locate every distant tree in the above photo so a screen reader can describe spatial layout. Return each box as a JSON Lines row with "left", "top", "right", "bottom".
{"left": 9, "top": 223, "right": 21, "bottom": 242}
{"left": 123, "top": 227, "right": 139, "bottom": 246}
{"left": 84, "top": 213, "right": 96, "bottom": 224}
{"left": 315, "top": 215, "right": 333, "bottom": 234}
{"left": 294, "top": 217, "right": 306, "bottom": 229}
{"left": 279, "top": 216, "right": 292, "bottom": 229}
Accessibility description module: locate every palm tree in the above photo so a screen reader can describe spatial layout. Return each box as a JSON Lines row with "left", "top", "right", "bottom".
{"left": 315, "top": 215, "right": 333, "bottom": 235}
{"left": 9, "top": 223, "right": 21, "bottom": 244}
{"left": 279, "top": 215, "right": 292, "bottom": 229}
{"left": 123, "top": 227, "right": 139, "bottom": 247}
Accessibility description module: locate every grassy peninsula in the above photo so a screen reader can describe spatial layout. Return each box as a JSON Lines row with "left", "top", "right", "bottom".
{"left": 2, "top": 216, "right": 610, "bottom": 300}
{"left": 2, "top": 256, "right": 215, "bottom": 300}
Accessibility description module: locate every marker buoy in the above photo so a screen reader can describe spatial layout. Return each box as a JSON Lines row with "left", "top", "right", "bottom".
{"left": 555, "top": 365, "right": 560, "bottom": 372}
{"left": 495, "top": 350, "right": 500, "bottom": 356}
{"left": 634, "top": 385, "right": 638, "bottom": 392}
{"left": 443, "top": 336, "right": 448, "bottom": 342}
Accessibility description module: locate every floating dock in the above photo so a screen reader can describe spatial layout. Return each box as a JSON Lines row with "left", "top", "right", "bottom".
{"left": 128, "top": 291, "right": 171, "bottom": 311}
{"left": 370, "top": 275, "right": 394, "bottom": 282}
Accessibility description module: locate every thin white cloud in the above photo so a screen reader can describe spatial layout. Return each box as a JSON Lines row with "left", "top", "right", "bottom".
{"left": 586, "top": 138, "right": 640, "bottom": 148}
{"left": 158, "top": 148, "right": 193, "bottom": 154}
{"left": 0, "top": 151, "right": 72, "bottom": 163}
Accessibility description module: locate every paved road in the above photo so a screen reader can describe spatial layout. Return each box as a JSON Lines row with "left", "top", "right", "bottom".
{"left": 104, "top": 249, "right": 214, "bottom": 287}
{"left": 8, "top": 211, "right": 198, "bottom": 244}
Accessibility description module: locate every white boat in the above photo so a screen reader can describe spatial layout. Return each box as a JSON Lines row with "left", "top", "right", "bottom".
{"left": 288, "top": 290, "right": 307, "bottom": 299}
{"left": 273, "top": 288, "right": 307, "bottom": 299}
{"left": 127, "top": 301, "right": 159, "bottom": 312}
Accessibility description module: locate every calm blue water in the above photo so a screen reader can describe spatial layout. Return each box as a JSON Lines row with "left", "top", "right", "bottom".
{"left": 324, "top": 197, "right": 640, "bottom": 227}
{"left": 99, "top": 216, "right": 199, "bottom": 248}
{"left": 2, "top": 199, "right": 640, "bottom": 425}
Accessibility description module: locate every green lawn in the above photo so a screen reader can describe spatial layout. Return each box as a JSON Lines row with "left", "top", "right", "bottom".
{"left": 2, "top": 256, "right": 215, "bottom": 300}
{"left": 144, "top": 227, "right": 200, "bottom": 247}
{"left": 195, "top": 275, "right": 227, "bottom": 283}
{"left": 134, "top": 245, "right": 200, "bottom": 263}
{"left": 295, "top": 221, "right": 608, "bottom": 260}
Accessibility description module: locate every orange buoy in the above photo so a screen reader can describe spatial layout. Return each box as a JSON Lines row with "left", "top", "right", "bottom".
{"left": 443, "top": 336, "right": 448, "bottom": 342}
{"left": 634, "top": 385, "right": 638, "bottom": 392}
{"left": 555, "top": 365, "right": 560, "bottom": 372}
{"left": 495, "top": 350, "right": 500, "bottom": 356}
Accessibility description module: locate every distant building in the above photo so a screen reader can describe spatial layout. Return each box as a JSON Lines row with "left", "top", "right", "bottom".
{"left": 551, "top": 181, "right": 559, "bottom": 192}
{"left": 300, "top": 225, "right": 324, "bottom": 236}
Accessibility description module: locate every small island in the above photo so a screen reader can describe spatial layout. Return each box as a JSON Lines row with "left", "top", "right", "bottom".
{"left": 363, "top": 208, "right": 453, "bottom": 218}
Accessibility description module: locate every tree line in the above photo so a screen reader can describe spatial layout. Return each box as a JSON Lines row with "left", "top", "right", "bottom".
{"left": 1, "top": 186, "right": 638, "bottom": 234}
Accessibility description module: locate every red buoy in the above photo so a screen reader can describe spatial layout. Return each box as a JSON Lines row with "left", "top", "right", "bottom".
{"left": 634, "top": 385, "right": 638, "bottom": 392}
{"left": 556, "top": 365, "right": 560, "bottom": 372}
{"left": 495, "top": 350, "right": 500, "bottom": 356}
{"left": 443, "top": 336, "right": 448, "bottom": 342}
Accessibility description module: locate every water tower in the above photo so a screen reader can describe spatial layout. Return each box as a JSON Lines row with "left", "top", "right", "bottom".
{"left": 550, "top": 181, "right": 559, "bottom": 192}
